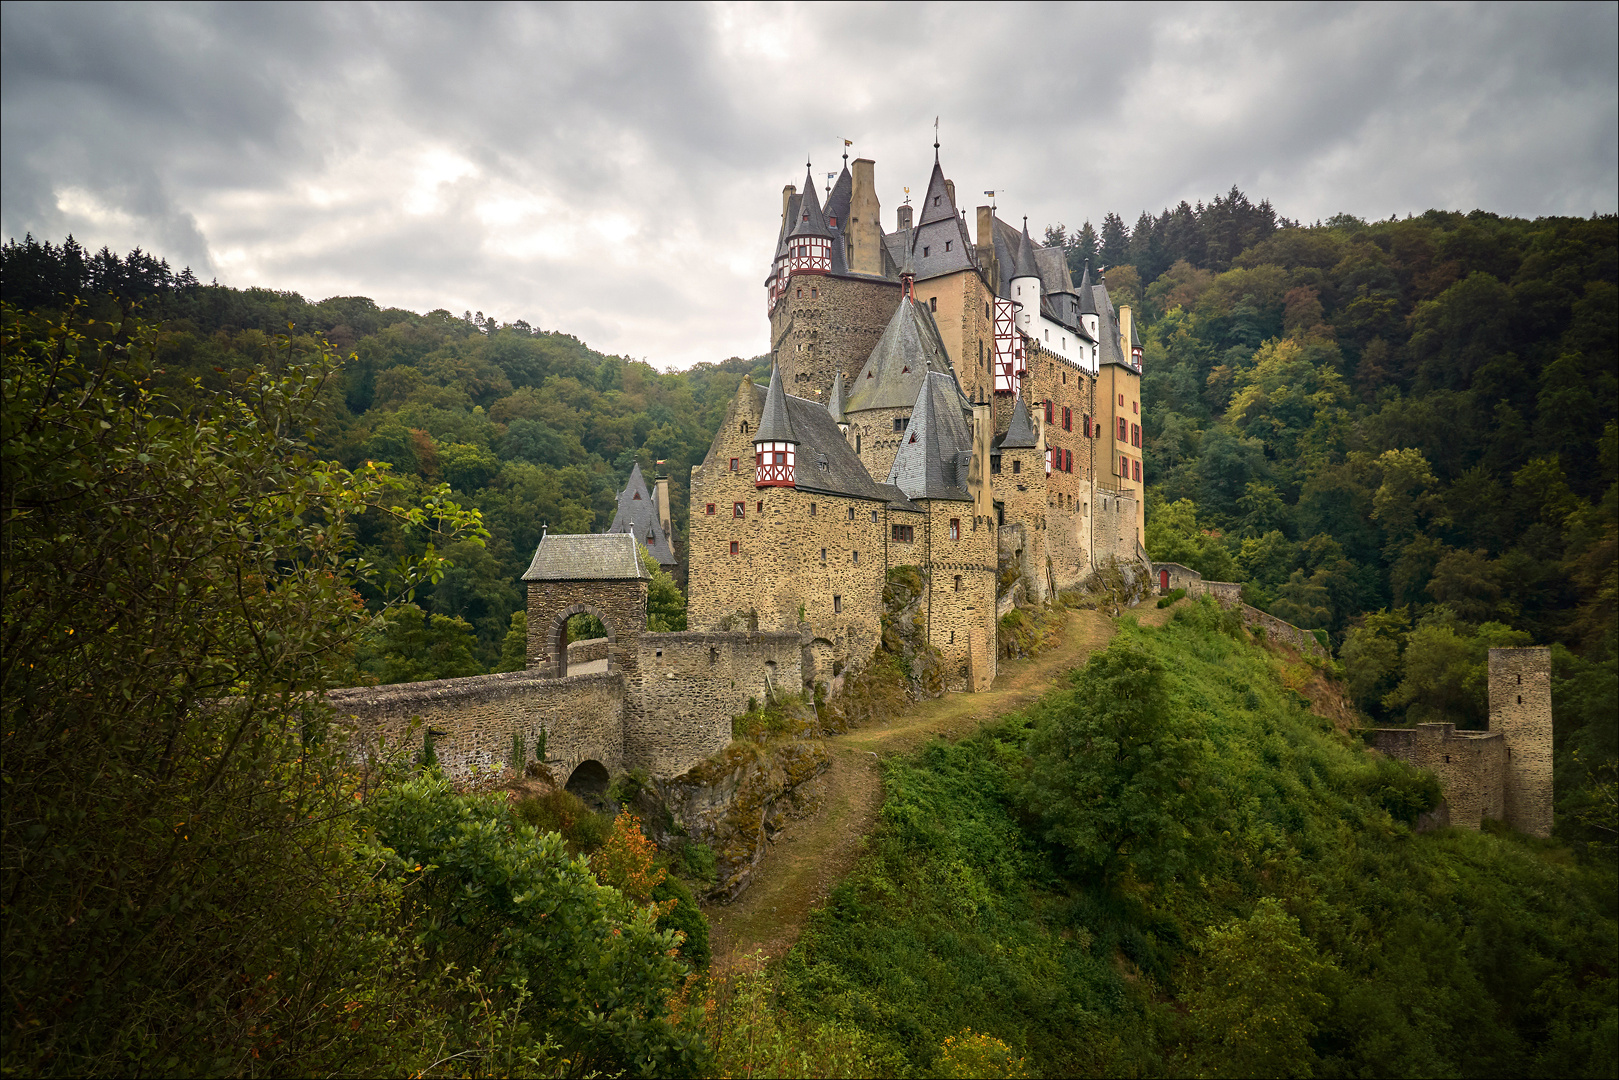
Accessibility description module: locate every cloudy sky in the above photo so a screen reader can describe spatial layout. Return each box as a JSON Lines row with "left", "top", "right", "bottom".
{"left": 3, "top": 2, "right": 1615, "bottom": 368}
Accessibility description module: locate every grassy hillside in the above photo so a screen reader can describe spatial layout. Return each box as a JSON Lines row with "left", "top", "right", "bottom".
{"left": 758, "top": 602, "right": 1616, "bottom": 1077}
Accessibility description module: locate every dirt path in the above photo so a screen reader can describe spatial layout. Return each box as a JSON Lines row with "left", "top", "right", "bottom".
{"left": 704, "top": 600, "right": 1184, "bottom": 967}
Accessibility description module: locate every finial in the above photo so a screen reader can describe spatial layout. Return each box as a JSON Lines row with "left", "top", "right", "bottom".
{"left": 933, "top": 116, "right": 940, "bottom": 160}
{"left": 842, "top": 137, "right": 851, "bottom": 166}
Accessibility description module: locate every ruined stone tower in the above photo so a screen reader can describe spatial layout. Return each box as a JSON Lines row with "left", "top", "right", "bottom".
{"left": 1489, "top": 646, "right": 1554, "bottom": 838}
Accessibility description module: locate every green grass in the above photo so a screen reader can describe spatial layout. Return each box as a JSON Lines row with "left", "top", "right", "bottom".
{"left": 769, "top": 599, "right": 1618, "bottom": 1077}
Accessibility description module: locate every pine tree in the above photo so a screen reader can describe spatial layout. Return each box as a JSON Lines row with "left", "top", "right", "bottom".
{"left": 1100, "top": 213, "right": 1131, "bottom": 269}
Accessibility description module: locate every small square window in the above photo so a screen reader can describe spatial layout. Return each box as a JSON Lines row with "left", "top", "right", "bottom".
{"left": 810, "top": 502, "right": 817, "bottom": 516}
{"left": 1012, "top": 459, "right": 1021, "bottom": 474}
{"left": 991, "top": 457, "right": 1001, "bottom": 475}
{"left": 923, "top": 245, "right": 931, "bottom": 257}
{"left": 946, "top": 240, "right": 952, "bottom": 252}
{"left": 706, "top": 503, "right": 715, "bottom": 515}
{"left": 870, "top": 510, "right": 879, "bottom": 524}
{"left": 734, "top": 502, "right": 745, "bottom": 518}
{"left": 757, "top": 500, "right": 764, "bottom": 513}
{"left": 729, "top": 540, "right": 739, "bottom": 555}
{"left": 893, "top": 416, "right": 906, "bottom": 432}
{"left": 730, "top": 457, "right": 739, "bottom": 471}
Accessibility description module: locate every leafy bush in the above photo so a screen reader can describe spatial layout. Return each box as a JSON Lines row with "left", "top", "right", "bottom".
{"left": 1157, "top": 587, "right": 1188, "bottom": 608}
{"left": 512, "top": 788, "right": 612, "bottom": 853}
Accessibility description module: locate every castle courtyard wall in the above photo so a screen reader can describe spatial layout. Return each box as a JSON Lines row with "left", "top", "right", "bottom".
{"left": 1366, "top": 724, "right": 1507, "bottom": 829}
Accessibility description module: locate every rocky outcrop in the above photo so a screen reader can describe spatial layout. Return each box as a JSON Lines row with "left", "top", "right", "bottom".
{"left": 655, "top": 738, "right": 830, "bottom": 900}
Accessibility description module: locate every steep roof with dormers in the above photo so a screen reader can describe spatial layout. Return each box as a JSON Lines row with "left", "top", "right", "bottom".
{"left": 742, "top": 382, "right": 896, "bottom": 503}
{"left": 844, "top": 295, "right": 954, "bottom": 413}
{"left": 885, "top": 370, "right": 975, "bottom": 503}
{"left": 605, "top": 462, "right": 677, "bottom": 567}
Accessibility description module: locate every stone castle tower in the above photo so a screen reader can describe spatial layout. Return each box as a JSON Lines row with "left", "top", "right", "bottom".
{"left": 1489, "top": 646, "right": 1554, "bottom": 838}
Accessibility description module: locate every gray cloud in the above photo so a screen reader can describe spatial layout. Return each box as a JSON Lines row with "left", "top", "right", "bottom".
{"left": 3, "top": 0, "right": 1614, "bottom": 367}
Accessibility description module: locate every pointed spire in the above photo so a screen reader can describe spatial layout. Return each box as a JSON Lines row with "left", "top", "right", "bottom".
{"left": 917, "top": 158, "right": 956, "bottom": 227}
{"left": 1000, "top": 396, "right": 1038, "bottom": 448}
{"left": 1077, "top": 259, "right": 1099, "bottom": 315}
{"left": 829, "top": 368, "right": 846, "bottom": 424}
{"left": 1014, "top": 219, "right": 1040, "bottom": 280}
{"left": 754, "top": 363, "right": 796, "bottom": 445}
{"left": 790, "top": 163, "right": 832, "bottom": 238}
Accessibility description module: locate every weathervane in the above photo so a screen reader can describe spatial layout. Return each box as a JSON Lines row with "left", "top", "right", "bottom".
{"left": 984, "top": 189, "right": 998, "bottom": 211}
{"left": 842, "top": 138, "right": 852, "bottom": 167}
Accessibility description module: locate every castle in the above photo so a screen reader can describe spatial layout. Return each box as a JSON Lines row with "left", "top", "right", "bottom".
{"left": 685, "top": 146, "right": 1151, "bottom": 692}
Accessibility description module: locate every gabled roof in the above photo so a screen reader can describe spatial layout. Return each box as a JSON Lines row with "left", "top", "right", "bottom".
{"left": 523, "top": 532, "right": 648, "bottom": 581}
{"left": 606, "top": 463, "right": 676, "bottom": 567}
{"left": 917, "top": 160, "right": 956, "bottom": 227}
{"left": 754, "top": 363, "right": 797, "bottom": 443}
{"left": 844, "top": 296, "right": 953, "bottom": 413}
{"left": 998, "top": 395, "right": 1038, "bottom": 449}
{"left": 885, "top": 370, "right": 974, "bottom": 503}
{"left": 828, "top": 368, "right": 846, "bottom": 424}
{"left": 825, "top": 166, "right": 852, "bottom": 228}
{"left": 789, "top": 165, "right": 832, "bottom": 239}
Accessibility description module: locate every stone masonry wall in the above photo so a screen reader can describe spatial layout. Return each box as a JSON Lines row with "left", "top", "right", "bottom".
{"left": 915, "top": 499, "right": 998, "bottom": 691}
{"left": 772, "top": 274, "right": 901, "bottom": 404}
{"left": 526, "top": 578, "right": 647, "bottom": 684}
{"left": 327, "top": 669, "right": 626, "bottom": 784}
{"left": 1489, "top": 646, "right": 1554, "bottom": 838}
{"left": 632, "top": 631, "right": 804, "bottom": 775}
{"left": 1366, "top": 724, "right": 1507, "bottom": 829}
{"left": 566, "top": 637, "right": 609, "bottom": 664}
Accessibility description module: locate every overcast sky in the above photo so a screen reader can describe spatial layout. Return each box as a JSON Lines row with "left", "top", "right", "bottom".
{"left": 3, "top": 2, "right": 1615, "bottom": 369}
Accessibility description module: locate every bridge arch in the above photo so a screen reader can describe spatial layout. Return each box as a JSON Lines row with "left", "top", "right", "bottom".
{"left": 549, "top": 603, "right": 618, "bottom": 679}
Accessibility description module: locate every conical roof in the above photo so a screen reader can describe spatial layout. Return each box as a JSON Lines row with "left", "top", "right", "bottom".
{"left": 825, "top": 165, "right": 852, "bottom": 226}
{"left": 789, "top": 165, "right": 832, "bottom": 239}
{"left": 999, "top": 396, "right": 1038, "bottom": 449}
{"left": 1013, "top": 220, "right": 1041, "bottom": 280}
{"left": 917, "top": 160, "right": 956, "bottom": 227}
{"left": 1077, "top": 260, "right": 1099, "bottom": 315}
{"left": 605, "top": 462, "right": 676, "bottom": 566}
{"left": 754, "top": 363, "right": 797, "bottom": 443}
{"left": 828, "top": 368, "right": 846, "bottom": 424}
{"left": 884, "top": 371, "right": 974, "bottom": 502}
{"left": 845, "top": 296, "right": 952, "bottom": 413}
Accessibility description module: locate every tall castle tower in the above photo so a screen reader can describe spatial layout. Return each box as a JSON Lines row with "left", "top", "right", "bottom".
{"left": 1488, "top": 646, "right": 1554, "bottom": 838}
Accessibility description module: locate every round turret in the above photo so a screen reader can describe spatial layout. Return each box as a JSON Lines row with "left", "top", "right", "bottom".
{"left": 754, "top": 364, "right": 797, "bottom": 487}
{"left": 1011, "top": 218, "right": 1042, "bottom": 335}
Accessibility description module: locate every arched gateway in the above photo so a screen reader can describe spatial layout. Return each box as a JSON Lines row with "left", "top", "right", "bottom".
{"left": 521, "top": 532, "right": 649, "bottom": 679}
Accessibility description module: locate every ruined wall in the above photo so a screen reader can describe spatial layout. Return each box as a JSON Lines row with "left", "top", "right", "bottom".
{"left": 1489, "top": 646, "right": 1554, "bottom": 838}
{"left": 631, "top": 631, "right": 803, "bottom": 776}
{"left": 328, "top": 670, "right": 626, "bottom": 782}
{"left": 1366, "top": 724, "right": 1507, "bottom": 829}
{"left": 771, "top": 274, "right": 901, "bottom": 403}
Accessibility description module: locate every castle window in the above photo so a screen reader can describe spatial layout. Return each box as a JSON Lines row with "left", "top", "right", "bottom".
{"left": 730, "top": 458, "right": 739, "bottom": 471}
{"left": 949, "top": 518, "right": 961, "bottom": 541}
{"left": 953, "top": 574, "right": 962, "bottom": 592}
{"left": 1119, "top": 393, "right": 1125, "bottom": 406}
{"left": 810, "top": 502, "right": 817, "bottom": 516}
{"left": 991, "top": 456, "right": 1001, "bottom": 475}
{"left": 950, "top": 630, "right": 955, "bottom": 643}
{"left": 1045, "top": 401, "right": 1054, "bottom": 423}
{"left": 1045, "top": 329, "right": 1049, "bottom": 341}
{"left": 924, "top": 246, "right": 930, "bottom": 257}
{"left": 1012, "top": 460, "right": 1021, "bottom": 474}
{"left": 892, "top": 524, "right": 914, "bottom": 542}
{"left": 706, "top": 503, "right": 715, "bottom": 515}
{"left": 871, "top": 510, "right": 879, "bottom": 523}
{"left": 740, "top": 422, "right": 749, "bottom": 434}
{"left": 848, "top": 507, "right": 855, "bottom": 520}
{"left": 1517, "top": 674, "right": 1521, "bottom": 684}
{"left": 1121, "top": 455, "right": 1128, "bottom": 476}
{"left": 1063, "top": 406, "right": 1072, "bottom": 431}
{"left": 811, "top": 287, "right": 818, "bottom": 299}
{"left": 1118, "top": 417, "right": 1128, "bottom": 440}
{"left": 1083, "top": 414, "right": 1092, "bottom": 437}
{"left": 934, "top": 196, "right": 940, "bottom": 206}
{"left": 1133, "top": 460, "right": 1141, "bottom": 482}
{"left": 1066, "top": 449, "right": 1073, "bottom": 473}
{"left": 757, "top": 500, "right": 764, "bottom": 513}
{"left": 734, "top": 502, "right": 745, "bottom": 518}
{"left": 1133, "top": 400, "right": 1139, "bottom": 414}
{"left": 709, "top": 647, "right": 718, "bottom": 664}
{"left": 930, "top": 297, "right": 937, "bottom": 312}
{"left": 796, "top": 288, "right": 802, "bottom": 298}
{"left": 730, "top": 540, "right": 739, "bottom": 555}
{"left": 1518, "top": 695, "right": 1522, "bottom": 704}
{"left": 833, "top": 595, "right": 842, "bottom": 614}
{"left": 828, "top": 216, "right": 836, "bottom": 227}
{"left": 856, "top": 433, "right": 862, "bottom": 453}
{"left": 633, "top": 491, "right": 641, "bottom": 499}
{"left": 893, "top": 417, "right": 906, "bottom": 432}
{"left": 1132, "top": 423, "right": 1140, "bottom": 447}
{"left": 853, "top": 550, "right": 859, "bottom": 563}
{"left": 1445, "top": 755, "right": 1450, "bottom": 763}
{"left": 820, "top": 548, "right": 826, "bottom": 561}
{"left": 909, "top": 432, "right": 917, "bottom": 443}
{"left": 945, "top": 240, "right": 952, "bottom": 252}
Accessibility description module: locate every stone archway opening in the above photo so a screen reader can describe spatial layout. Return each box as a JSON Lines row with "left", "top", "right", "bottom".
{"left": 549, "top": 604, "right": 616, "bottom": 678}
{"left": 565, "top": 760, "right": 611, "bottom": 809}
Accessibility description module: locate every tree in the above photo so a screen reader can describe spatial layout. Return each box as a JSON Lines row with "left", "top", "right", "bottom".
{"left": 1100, "top": 213, "right": 1131, "bottom": 269}
{"left": 640, "top": 543, "right": 688, "bottom": 632}
{"left": 1186, "top": 899, "right": 1336, "bottom": 1079}
{"left": 1020, "top": 641, "right": 1205, "bottom": 886}
{"left": 1, "top": 304, "right": 488, "bottom": 1075}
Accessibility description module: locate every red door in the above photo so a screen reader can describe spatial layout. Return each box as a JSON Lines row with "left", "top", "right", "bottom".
{"left": 1160, "top": 569, "right": 1170, "bottom": 594}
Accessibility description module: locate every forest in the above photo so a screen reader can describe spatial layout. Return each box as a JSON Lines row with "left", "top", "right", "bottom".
{"left": 2, "top": 192, "right": 1615, "bottom": 1077}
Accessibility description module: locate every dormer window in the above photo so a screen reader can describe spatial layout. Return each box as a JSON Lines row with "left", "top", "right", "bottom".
{"left": 934, "top": 196, "right": 941, "bottom": 207}
{"left": 923, "top": 246, "right": 930, "bottom": 257}
{"left": 754, "top": 441, "right": 796, "bottom": 487}
{"left": 945, "top": 241, "right": 952, "bottom": 252}
{"left": 828, "top": 216, "right": 837, "bottom": 227}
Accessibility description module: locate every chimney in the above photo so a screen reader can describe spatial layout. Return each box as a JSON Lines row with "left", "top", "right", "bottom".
{"left": 945, "top": 179, "right": 956, "bottom": 208}
{"left": 977, "top": 206, "right": 996, "bottom": 288}
{"left": 849, "top": 158, "right": 882, "bottom": 276}
{"left": 896, "top": 203, "right": 913, "bottom": 232}
{"left": 781, "top": 184, "right": 797, "bottom": 232}
{"left": 653, "top": 469, "right": 673, "bottom": 542}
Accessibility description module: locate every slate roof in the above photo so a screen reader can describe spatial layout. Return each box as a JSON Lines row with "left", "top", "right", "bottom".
{"left": 825, "top": 166, "right": 851, "bottom": 229}
{"left": 844, "top": 295, "right": 954, "bottom": 413}
{"left": 828, "top": 368, "right": 846, "bottom": 424}
{"left": 884, "top": 370, "right": 974, "bottom": 503}
{"left": 1035, "top": 246, "right": 1073, "bottom": 295}
{"left": 1076, "top": 261, "right": 1099, "bottom": 315}
{"left": 754, "top": 364, "right": 797, "bottom": 444}
{"left": 523, "top": 532, "right": 649, "bottom": 581}
{"left": 605, "top": 462, "right": 676, "bottom": 567}
{"left": 744, "top": 382, "right": 895, "bottom": 503}
{"left": 789, "top": 165, "right": 832, "bottom": 239}
{"left": 917, "top": 160, "right": 956, "bottom": 227}
{"left": 998, "top": 395, "right": 1039, "bottom": 449}
{"left": 1093, "top": 280, "right": 1131, "bottom": 368}
{"left": 1013, "top": 221, "right": 1041, "bottom": 279}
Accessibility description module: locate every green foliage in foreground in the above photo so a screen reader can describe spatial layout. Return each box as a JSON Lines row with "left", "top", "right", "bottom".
{"left": 777, "top": 601, "right": 1617, "bottom": 1077}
